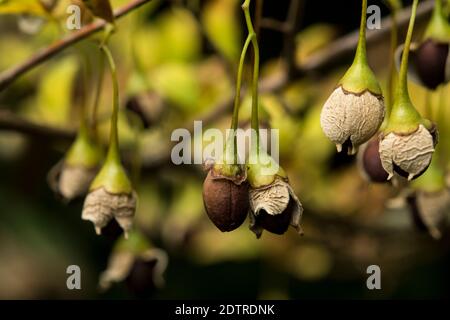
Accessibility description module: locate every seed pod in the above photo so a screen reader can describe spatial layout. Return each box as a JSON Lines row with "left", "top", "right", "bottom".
{"left": 407, "top": 190, "right": 449, "bottom": 239}
{"left": 415, "top": 40, "right": 449, "bottom": 89}
{"left": 82, "top": 0, "right": 114, "bottom": 23}
{"left": 321, "top": 86, "right": 385, "bottom": 155}
{"left": 82, "top": 158, "right": 137, "bottom": 237}
{"left": 379, "top": 125, "right": 435, "bottom": 181}
{"left": 202, "top": 162, "right": 249, "bottom": 232}
{"left": 47, "top": 128, "right": 102, "bottom": 201}
{"left": 99, "top": 232, "right": 168, "bottom": 295}
{"left": 58, "top": 165, "right": 97, "bottom": 200}
{"left": 357, "top": 136, "right": 389, "bottom": 183}
{"left": 320, "top": 0, "right": 385, "bottom": 155}
{"left": 83, "top": 187, "right": 137, "bottom": 236}
{"left": 248, "top": 176, "right": 303, "bottom": 238}
{"left": 246, "top": 150, "right": 303, "bottom": 238}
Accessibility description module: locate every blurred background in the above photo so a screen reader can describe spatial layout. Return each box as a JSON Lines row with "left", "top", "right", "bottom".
{"left": 1, "top": 0, "right": 450, "bottom": 299}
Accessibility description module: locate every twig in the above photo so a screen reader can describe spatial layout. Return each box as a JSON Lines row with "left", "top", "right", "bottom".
{"left": 0, "top": 110, "right": 74, "bottom": 140}
{"left": 283, "top": 0, "right": 303, "bottom": 79}
{"left": 0, "top": 0, "right": 153, "bottom": 92}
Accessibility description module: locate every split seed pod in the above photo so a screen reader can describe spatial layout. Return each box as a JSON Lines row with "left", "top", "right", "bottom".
{"left": 247, "top": 151, "right": 303, "bottom": 238}
{"left": 202, "top": 157, "right": 249, "bottom": 232}
{"left": 379, "top": 0, "right": 437, "bottom": 181}
{"left": 99, "top": 231, "right": 168, "bottom": 295}
{"left": 407, "top": 160, "right": 449, "bottom": 239}
{"left": 320, "top": 0, "right": 385, "bottom": 155}
{"left": 48, "top": 127, "right": 102, "bottom": 201}
{"left": 82, "top": 158, "right": 137, "bottom": 237}
{"left": 379, "top": 124, "right": 436, "bottom": 181}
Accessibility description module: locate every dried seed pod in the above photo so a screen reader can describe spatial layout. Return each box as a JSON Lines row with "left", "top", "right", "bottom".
{"left": 379, "top": 124, "right": 435, "bottom": 181}
{"left": 99, "top": 232, "right": 168, "bottom": 295}
{"left": 82, "top": 187, "right": 137, "bottom": 236}
{"left": 47, "top": 128, "right": 102, "bottom": 201}
{"left": 248, "top": 176, "right": 303, "bottom": 238}
{"left": 59, "top": 165, "right": 97, "bottom": 200}
{"left": 321, "top": 86, "right": 385, "bottom": 155}
{"left": 407, "top": 190, "right": 450, "bottom": 239}
{"left": 320, "top": 0, "right": 385, "bottom": 155}
{"left": 202, "top": 163, "right": 249, "bottom": 232}
{"left": 357, "top": 136, "right": 389, "bottom": 183}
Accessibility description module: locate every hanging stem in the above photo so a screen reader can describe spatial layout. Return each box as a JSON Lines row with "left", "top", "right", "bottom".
{"left": 100, "top": 44, "right": 121, "bottom": 165}
{"left": 228, "top": 33, "right": 254, "bottom": 161}
{"left": 91, "top": 51, "right": 104, "bottom": 141}
{"left": 386, "top": 4, "right": 399, "bottom": 114}
{"left": 242, "top": 0, "right": 261, "bottom": 153}
{"left": 396, "top": 0, "right": 419, "bottom": 105}
{"left": 355, "top": 0, "right": 368, "bottom": 64}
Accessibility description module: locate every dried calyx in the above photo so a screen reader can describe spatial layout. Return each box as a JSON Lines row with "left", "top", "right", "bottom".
{"left": 321, "top": 0, "right": 385, "bottom": 155}
{"left": 379, "top": 0, "right": 437, "bottom": 181}
{"left": 82, "top": 45, "right": 137, "bottom": 238}
{"left": 396, "top": 0, "right": 450, "bottom": 90}
{"left": 48, "top": 125, "right": 103, "bottom": 201}
{"left": 99, "top": 231, "right": 168, "bottom": 295}
{"left": 407, "top": 157, "right": 449, "bottom": 239}
{"left": 247, "top": 151, "right": 303, "bottom": 238}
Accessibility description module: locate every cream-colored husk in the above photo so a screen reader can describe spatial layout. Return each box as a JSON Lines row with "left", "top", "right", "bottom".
{"left": 82, "top": 188, "right": 137, "bottom": 237}
{"left": 320, "top": 87, "right": 385, "bottom": 154}
{"left": 248, "top": 177, "right": 303, "bottom": 237}
{"left": 59, "top": 166, "right": 96, "bottom": 200}
{"left": 379, "top": 125, "right": 435, "bottom": 181}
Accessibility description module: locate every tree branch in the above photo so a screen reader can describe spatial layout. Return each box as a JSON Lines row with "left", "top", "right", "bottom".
{"left": 0, "top": 110, "right": 74, "bottom": 140}
{"left": 0, "top": 0, "right": 153, "bottom": 92}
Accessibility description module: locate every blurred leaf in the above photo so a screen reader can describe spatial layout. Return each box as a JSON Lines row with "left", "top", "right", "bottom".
{"left": 28, "top": 56, "right": 78, "bottom": 126}
{"left": 201, "top": 0, "right": 241, "bottom": 62}
{"left": 150, "top": 63, "right": 200, "bottom": 113}
{"left": 0, "top": 0, "right": 48, "bottom": 16}
{"left": 296, "top": 24, "right": 338, "bottom": 66}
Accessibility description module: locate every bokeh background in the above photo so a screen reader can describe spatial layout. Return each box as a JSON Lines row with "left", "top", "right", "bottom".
{"left": 1, "top": 0, "right": 450, "bottom": 299}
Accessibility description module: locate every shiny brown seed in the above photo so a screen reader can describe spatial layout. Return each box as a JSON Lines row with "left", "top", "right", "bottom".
{"left": 202, "top": 171, "right": 249, "bottom": 232}
{"left": 414, "top": 39, "right": 449, "bottom": 90}
{"left": 359, "top": 137, "right": 389, "bottom": 183}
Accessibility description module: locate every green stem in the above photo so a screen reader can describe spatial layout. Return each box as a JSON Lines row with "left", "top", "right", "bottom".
{"left": 91, "top": 51, "right": 104, "bottom": 141}
{"left": 355, "top": 0, "right": 368, "bottom": 64}
{"left": 242, "top": 0, "right": 260, "bottom": 152}
{"left": 386, "top": 6, "right": 398, "bottom": 115}
{"left": 100, "top": 45, "right": 121, "bottom": 165}
{"left": 396, "top": 0, "right": 419, "bottom": 105}
{"left": 229, "top": 33, "right": 254, "bottom": 161}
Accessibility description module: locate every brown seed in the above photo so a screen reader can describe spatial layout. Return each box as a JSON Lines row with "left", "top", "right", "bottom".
{"left": 414, "top": 39, "right": 449, "bottom": 90}
{"left": 202, "top": 171, "right": 249, "bottom": 232}
{"left": 359, "top": 137, "right": 389, "bottom": 183}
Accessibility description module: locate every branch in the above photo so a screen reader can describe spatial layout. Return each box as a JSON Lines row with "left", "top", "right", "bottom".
{"left": 0, "top": 110, "right": 74, "bottom": 140}
{"left": 0, "top": 0, "right": 153, "bottom": 92}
